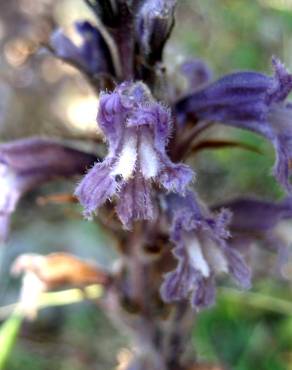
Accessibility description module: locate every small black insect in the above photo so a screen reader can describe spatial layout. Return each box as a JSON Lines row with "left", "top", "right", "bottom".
{"left": 115, "top": 174, "right": 123, "bottom": 182}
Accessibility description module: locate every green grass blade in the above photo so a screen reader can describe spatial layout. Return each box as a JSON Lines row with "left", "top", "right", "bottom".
{"left": 0, "top": 311, "right": 23, "bottom": 370}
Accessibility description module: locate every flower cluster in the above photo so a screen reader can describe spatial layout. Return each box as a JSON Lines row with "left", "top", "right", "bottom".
{"left": 3, "top": 0, "right": 292, "bottom": 320}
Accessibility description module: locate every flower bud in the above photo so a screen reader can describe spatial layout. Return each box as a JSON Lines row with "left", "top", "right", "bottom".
{"left": 136, "top": 0, "right": 176, "bottom": 64}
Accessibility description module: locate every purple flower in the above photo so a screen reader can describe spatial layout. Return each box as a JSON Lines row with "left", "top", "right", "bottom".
{"left": 0, "top": 137, "right": 96, "bottom": 242}
{"left": 136, "top": 0, "right": 176, "bottom": 64}
{"left": 180, "top": 58, "right": 212, "bottom": 92}
{"left": 160, "top": 192, "right": 250, "bottom": 309}
{"left": 175, "top": 58, "right": 292, "bottom": 192}
{"left": 212, "top": 197, "right": 292, "bottom": 271}
{"left": 75, "top": 82, "right": 193, "bottom": 228}
{"left": 213, "top": 197, "right": 292, "bottom": 233}
{"left": 50, "top": 21, "right": 113, "bottom": 76}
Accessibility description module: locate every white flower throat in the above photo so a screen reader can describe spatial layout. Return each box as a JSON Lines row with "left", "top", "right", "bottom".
{"left": 186, "top": 235, "right": 228, "bottom": 278}
{"left": 111, "top": 128, "right": 159, "bottom": 181}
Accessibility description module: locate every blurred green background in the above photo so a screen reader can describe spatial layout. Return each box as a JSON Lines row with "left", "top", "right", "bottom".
{"left": 1, "top": 0, "right": 292, "bottom": 369}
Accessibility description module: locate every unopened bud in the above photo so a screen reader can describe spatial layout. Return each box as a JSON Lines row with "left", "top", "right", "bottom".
{"left": 136, "top": 0, "right": 176, "bottom": 64}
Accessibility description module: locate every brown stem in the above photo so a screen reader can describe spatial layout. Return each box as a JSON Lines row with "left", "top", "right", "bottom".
{"left": 189, "top": 139, "right": 262, "bottom": 156}
{"left": 173, "top": 121, "right": 213, "bottom": 161}
{"left": 127, "top": 222, "right": 146, "bottom": 309}
{"left": 111, "top": 25, "right": 134, "bottom": 80}
{"left": 100, "top": 225, "right": 198, "bottom": 370}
